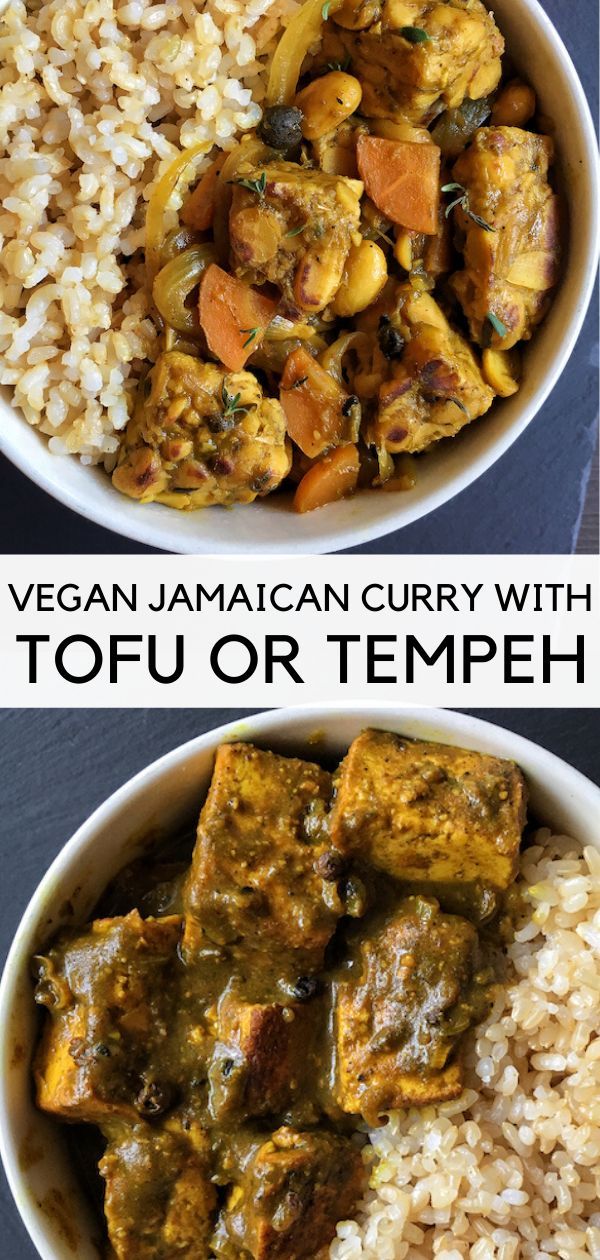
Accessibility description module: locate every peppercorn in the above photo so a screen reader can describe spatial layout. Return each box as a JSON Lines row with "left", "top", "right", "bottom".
{"left": 258, "top": 105, "right": 304, "bottom": 152}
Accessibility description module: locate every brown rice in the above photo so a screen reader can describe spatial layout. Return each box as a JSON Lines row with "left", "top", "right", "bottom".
{"left": 0, "top": 0, "right": 297, "bottom": 462}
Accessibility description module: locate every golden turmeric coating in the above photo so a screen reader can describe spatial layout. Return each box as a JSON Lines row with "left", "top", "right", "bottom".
{"left": 229, "top": 161, "right": 363, "bottom": 313}
{"left": 323, "top": 0, "right": 504, "bottom": 124}
{"left": 356, "top": 285, "right": 495, "bottom": 455}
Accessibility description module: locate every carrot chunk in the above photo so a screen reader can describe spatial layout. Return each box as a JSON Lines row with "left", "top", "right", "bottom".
{"left": 181, "top": 154, "right": 226, "bottom": 232}
{"left": 356, "top": 135, "right": 441, "bottom": 234}
{"left": 280, "top": 346, "right": 351, "bottom": 458}
{"left": 198, "top": 264, "right": 277, "bottom": 371}
{"left": 293, "top": 444, "right": 359, "bottom": 513}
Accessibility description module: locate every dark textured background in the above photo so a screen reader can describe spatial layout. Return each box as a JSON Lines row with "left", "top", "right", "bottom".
{"left": 1, "top": 706, "right": 600, "bottom": 1255}
{"left": 0, "top": 0, "right": 597, "bottom": 556}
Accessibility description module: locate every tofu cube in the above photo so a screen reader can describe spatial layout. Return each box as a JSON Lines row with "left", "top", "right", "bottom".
{"left": 101, "top": 1119, "right": 216, "bottom": 1259}
{"left": 183, "top": 744, "right": 338, "bottom": 966}
{"left": 323, "top": 0, "right": 504, "bottom": 125}
{"left": 214, "top": 1126, "right": 365, "bottom": 1260}
{"left": 335, "top": 896, "right": 490, "bottom": 1122}
{"left": 34, "top": 911, "right": 181, "bottom": 1123}
{"left": 208, "top": 992, "right": 311, "bottom": 1121}
{"left": 330, "top": 729, "right": 525, "bottom": 887}
{"left": 229, "top": 161, "right": 363, "bottom": 313}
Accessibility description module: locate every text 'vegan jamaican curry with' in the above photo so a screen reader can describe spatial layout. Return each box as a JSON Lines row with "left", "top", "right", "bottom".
{"left": 33, "top": 730, "right": 527, "bottom": 1258}
{"left": 110, "top": 0, "right": 562, "bottom": 515}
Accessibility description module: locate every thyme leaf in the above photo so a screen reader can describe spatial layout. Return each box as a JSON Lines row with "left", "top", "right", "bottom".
{"left": 398, "top": 25, "right": 430, "bottom": 42}
{"left": 322, "top": 1, "right": 331, "bottom": 18}
{"left": 448, "top": 396, "right": 470, "bottom": 416}
{"left": 240, "top": 326, "right": 260, "bottom": 349}
{"left": 285, "top": 224, "right": 306, "bottom": 237}
{"left": 221, "top": 384, "right": 248, "bottom": 417}
{"left": 229, "top": 171, "right": 267, "bottom": 199}
{"left": 441, "top": 182, "right": 495, "bottom": 232}
{"left": 486, "top": 311, "right": 508, "bottom": 338}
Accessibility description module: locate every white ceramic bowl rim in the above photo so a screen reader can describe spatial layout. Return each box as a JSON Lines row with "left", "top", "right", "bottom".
{"left": 1, "top": 705, "right": 600, "bottom": 1259}
{"left": 0, "top": 0, "right": 598, "bottom": 552}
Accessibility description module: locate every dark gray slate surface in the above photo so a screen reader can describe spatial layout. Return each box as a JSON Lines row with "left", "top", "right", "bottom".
{"left": 1, "top": 707, "right": 600, "bottom": 1256}
{"left": 0, "top": 0, "right": 597, "bottom": 556}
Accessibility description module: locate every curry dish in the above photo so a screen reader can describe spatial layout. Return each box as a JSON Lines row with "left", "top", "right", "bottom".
{"left": 109, "top": 0, "right": 562, "bottom": 515}
{"left": 33, "top": 730, "right": 527, "bottom": 1258}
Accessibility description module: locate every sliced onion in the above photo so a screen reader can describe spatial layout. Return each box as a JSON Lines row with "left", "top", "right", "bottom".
{"left": 266, "top": 314, "right": 324, "bottom": 342}
{"left": 161, "top": 225, "right": 200, "bottom": 265}
{"left": 152, "top": 244, "right": 216, "bottom": 334}
{"left": 267, "top": 0, "right": 344, "bottom": 106}
{"left": 146, "top": 142, "right": 211, "bottom": 285}
{"left": 319, "top": 330, "right": 369, "bottom": 383}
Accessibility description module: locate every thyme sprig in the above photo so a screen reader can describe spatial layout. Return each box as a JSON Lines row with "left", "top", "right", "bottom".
{"left": 230, "top": 171, "right": 267, "bottom": 199}
{"left": 221, "top": 384, "right": 249, "bottom": 417}
{"left": 442, "top": 182, "right": 495, "bottom": 232}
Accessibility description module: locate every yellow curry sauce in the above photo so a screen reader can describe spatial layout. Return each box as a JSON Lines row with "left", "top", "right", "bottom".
{"left": 111, "top": 0, "right": 562, "bottom": 515}
{"left": 33, "top": 731, "right": 527, "bottom": 1258}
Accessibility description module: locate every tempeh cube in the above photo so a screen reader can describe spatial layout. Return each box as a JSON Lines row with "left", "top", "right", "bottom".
{"left": 450, "top": 127, "right": 561, "bottom": 349}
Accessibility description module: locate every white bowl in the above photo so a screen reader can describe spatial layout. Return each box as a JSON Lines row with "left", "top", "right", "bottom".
{"left": 1, "top": 705, "right": 599, "bottom": 1259}
{"left": 0, "top": 0, "right": 598, "bottom": 553}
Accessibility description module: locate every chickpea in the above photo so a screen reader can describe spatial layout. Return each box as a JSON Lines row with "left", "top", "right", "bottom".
{"left": 373, "top": 119, "right": 432, "bottom": 145}
{"left": 295, "top": 72, "right": 363, "bottom": 141}
{"left": 482, "top": 347, "right": 521, "bottom": 397}
{"left": 394, "top": 228, "right": 413, "bottom": 271}
{"left": 492, "top": 82, "right": 536, "bottom": 128}
{"left": 331, "top": 239, "right": 387, "bottom": 317}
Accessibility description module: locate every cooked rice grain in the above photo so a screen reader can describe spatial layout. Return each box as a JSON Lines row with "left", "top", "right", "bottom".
{"left": 330, "top": 832, "right": 600, "bottom": 1260}
{"left": 0, "top": 0, "right": 297, "bottom": 461}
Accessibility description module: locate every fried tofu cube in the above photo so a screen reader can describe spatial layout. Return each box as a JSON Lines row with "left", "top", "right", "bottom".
{"left": 183, "top": 744, "right": 339, "bottom": 965}
{"left": 34, "top": 911, "right": 181, "bottom": 1123}
{"left": 335, "top": 896, "right": 491, "bottom": 1122}
{"left": 330, "top": 729, "right": 526, "bottom": 887}
{"left": 324, "top": 0, "right": 504, "bottom": 125}
{"left": 213, "top": 1126, "right": 365, "bottom": 1260}
{"left": 366, "top": 287, "right": 495, "bottom": 454}
{"left": 113, "top": 352, "right": 291, "bottom": 510}
{"left": 229, "top": 161, "right": 363, "bottom": 313}
{"left": 101, "top": 1119, "right": 216, "bottom": 1259}
{"left": 450, "top": 127, "right": 561, "bottom": 349}
{"left": 208, "top": 992, "right": 312, "bottom": 1121}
